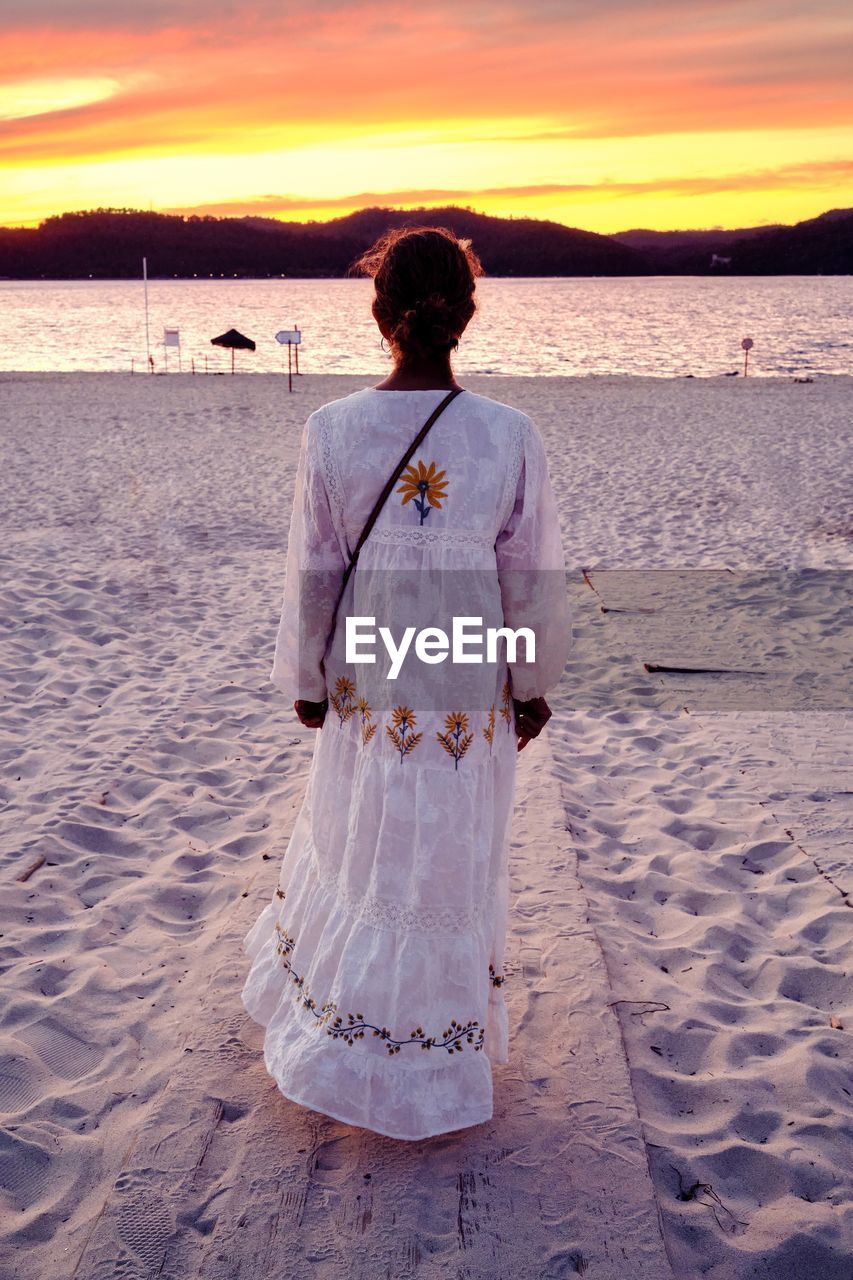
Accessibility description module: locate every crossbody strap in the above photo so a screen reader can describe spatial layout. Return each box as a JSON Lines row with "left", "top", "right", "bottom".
{"left": 337, "top": 386, "right": 464, "bottom": 597}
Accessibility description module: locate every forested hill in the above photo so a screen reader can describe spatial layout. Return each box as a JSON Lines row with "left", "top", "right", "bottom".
{"left": 0, "top": 204, "right": 850, "bottom": 278}
{"left": 610, "top": 207, "right": 853, "bottom": 274}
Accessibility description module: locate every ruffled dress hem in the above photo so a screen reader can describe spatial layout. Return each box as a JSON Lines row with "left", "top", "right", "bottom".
{"left": 240, "top": 900, "right": 504, "bottom": 1141}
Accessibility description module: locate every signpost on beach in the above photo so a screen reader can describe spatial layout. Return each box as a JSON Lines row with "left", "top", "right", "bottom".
{"left": 163, "top": 326, "right": 181, "bottom": 373}
{"left": 143, "top": 256, "right": 151, "bottom": 372}
{"left": 741, "top": 336, "right": 754, "bottom": 377}
{"left": 275, "top": 328, "right": 302, "bottom": 392}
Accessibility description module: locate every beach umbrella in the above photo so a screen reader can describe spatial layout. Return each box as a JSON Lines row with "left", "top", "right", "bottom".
{"left": 210, "top": 327, "right": 256, "bottom": 375}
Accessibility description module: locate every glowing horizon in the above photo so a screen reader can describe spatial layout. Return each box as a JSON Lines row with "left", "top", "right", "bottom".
{"left": 2, "top": 1, "right": 852, "bottom": 234}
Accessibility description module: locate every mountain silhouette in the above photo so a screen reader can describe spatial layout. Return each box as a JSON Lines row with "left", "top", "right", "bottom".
{"left": 1, "top": 204, "right": 850, "bottom": 278}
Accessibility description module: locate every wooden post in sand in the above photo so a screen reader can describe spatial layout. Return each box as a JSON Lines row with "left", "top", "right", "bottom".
{"left": 275, "top": 329, "right": 302, "bottom": 392}
{"left": 143, "top": 256, "right": 151, "bottom": 371}
{"left": 741, "top": 336, "right": 753, "bottom": 376}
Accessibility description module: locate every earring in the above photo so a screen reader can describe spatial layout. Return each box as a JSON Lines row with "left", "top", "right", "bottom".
{"left": 380, "top": 337, "right": 389, "bottom": 352}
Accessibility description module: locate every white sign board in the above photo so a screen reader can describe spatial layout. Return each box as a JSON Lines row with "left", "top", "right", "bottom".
{"left": 164, "top": 327, "right": 181, "bottom": 347}
{"left": 275, "top": 330, "right": 301, "bottom": 344}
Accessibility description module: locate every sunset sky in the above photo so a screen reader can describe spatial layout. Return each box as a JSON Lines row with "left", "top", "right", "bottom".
{"left": 2, "top": 0, "right": 852, "bottom": 233}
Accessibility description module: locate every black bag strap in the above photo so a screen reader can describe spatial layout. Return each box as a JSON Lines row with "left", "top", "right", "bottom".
{"left": 337, "top": 386, "right": 464, "bottom": 598}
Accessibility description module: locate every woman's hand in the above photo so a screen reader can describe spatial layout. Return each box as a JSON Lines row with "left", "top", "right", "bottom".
{"left": 512, "top": 696, "right": 552, "bottom": 751}
{"left": 294, "top": 698, "right": 328, "bottom": 729}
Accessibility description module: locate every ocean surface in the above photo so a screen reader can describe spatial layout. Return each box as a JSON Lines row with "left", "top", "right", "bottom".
{"left": 1, "top": 276, "right": 850, "bottom": 377}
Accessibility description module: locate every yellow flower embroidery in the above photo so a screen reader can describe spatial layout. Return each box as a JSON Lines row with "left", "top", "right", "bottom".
{"left": 330, "top": 675, "right": 356, "bottom": 726}
{"left": 386, "top": 705, "right": 422, "bottom": 760}
{"left": 483, "top": 703, "right": 496, "bottom": 752}
{"left": 357, "top": 695, "right": 376, "bottom": 744}
{"left": 499, "top": 679, "right": 512, "bottom": 730}
{"left": 396, "top": 459, "right": 449, "bottom": 525}
{"left": 437, "top": 711, "right": 474, "bottom": 769}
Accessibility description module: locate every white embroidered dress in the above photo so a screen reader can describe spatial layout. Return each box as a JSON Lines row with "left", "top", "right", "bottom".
{"left": 241, "top": 387, "right": 569, "bottom": 1141}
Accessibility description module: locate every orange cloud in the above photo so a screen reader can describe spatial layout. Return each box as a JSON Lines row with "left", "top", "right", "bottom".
{"left": 157, "top": 159, "right": 853, "bottom": 220}
{"left": 1, "top": 3, "right": 851, "bottom": 166}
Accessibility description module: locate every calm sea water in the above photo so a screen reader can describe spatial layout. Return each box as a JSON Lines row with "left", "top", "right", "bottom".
{"left": 1, "top": 276, "right": 850, "bottom": 377}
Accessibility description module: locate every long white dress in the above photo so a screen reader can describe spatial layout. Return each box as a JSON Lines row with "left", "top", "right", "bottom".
{"left": 240, "top": 387, "right": 570, "bottom": 1140}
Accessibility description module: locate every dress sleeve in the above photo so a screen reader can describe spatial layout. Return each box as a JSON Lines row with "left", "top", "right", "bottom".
{"left": 495, "top": 414, "right": 571, "bottom": 701}
{"left": 269, "top": 410, "right": 348, "bottom": 701}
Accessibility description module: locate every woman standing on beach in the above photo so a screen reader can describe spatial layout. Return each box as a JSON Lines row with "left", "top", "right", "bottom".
{"left": 241, "top": 226, "right": 570, "bottom": 1140}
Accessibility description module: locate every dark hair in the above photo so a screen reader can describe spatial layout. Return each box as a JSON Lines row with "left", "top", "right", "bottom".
{"left": 349, "top": 225, "right": 484, "bottom": 359}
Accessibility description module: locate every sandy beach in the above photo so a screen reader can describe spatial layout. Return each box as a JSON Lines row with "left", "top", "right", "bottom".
{"left": 1, "top": 370, "right": 851, "bottom": 1279}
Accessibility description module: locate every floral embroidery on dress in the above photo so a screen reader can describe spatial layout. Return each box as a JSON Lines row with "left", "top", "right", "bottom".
{"left": 489, "top": 963, "right": 505, "bottom": 988}
{"left": 274, "top": 921, "right": 485, "bottom": 1055}
{"left": 483, "top": 704, "right": 496, "bottom": 753}
{"left": 396, "top": 459, "right": 449, "bottom": 525}
{"left": 357, "top": 695, "right": 376, "bottom": 744}
{"left": 437, "top": 711, "right": 474, "bottom": 770}
{"left": 500, "top": 679, "right": 512, "bottom": 731}
{"left": 330, "top": 675, "right": 357, "bottom": 726}
{"left": 386, "top": 705, "right": 422, "bottom": 761}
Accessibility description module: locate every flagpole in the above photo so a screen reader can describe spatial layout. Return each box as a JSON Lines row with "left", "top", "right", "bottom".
{"left": 143, "top": 256, "right": 151, "bottom": 371}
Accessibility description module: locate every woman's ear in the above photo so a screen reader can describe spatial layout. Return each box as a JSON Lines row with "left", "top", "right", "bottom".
{"left": 372, "top": 296, "right": 392, "bottom": 341}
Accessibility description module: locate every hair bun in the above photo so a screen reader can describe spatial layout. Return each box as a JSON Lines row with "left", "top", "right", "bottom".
{"left": 392, "top": 294, "right": 455, "bottom": 352}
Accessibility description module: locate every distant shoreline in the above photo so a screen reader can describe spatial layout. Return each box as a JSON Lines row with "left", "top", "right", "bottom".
{"left": 4, "top": 370, "right": 851, "bottom": 383}
{"left": 3, "top": 273, "right": 852, "bottom": 282}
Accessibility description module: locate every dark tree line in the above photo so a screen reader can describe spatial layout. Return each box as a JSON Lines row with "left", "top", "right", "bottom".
{"left": 0, "top": 204, "right": 850, "bottom": 279}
